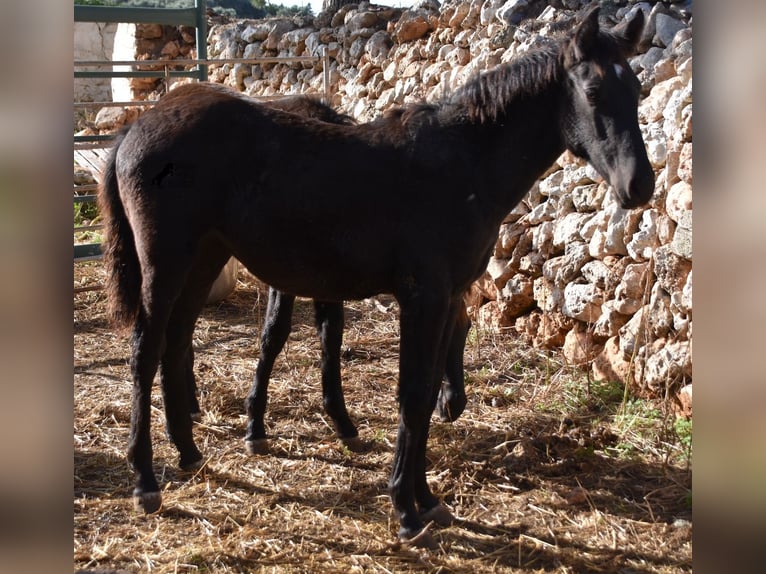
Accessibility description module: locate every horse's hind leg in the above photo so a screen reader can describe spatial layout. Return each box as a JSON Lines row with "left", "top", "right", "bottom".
{"left": 314, "top": 301, "right": 361, "bottom": 450}
{"left": 160, "top": 248, "right": 230, "bottom": 468}
{"left": 129, "top": 273, "right": 193, "bottom": 513}
{"left": 436, "top": 302, "right": 471, "bottom": 422}
{"left": 245, "top": 287, "right": 295, "bottom": 455}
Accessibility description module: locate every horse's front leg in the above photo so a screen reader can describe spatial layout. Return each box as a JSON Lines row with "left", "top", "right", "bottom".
{"left": 184, "top": 346, "right": 202, "bottom": 422}
{"left": 245, "top": 288, "right": 295, "bottom": 455}
{"left": 436, "top": 302, "right": 471, "bottom": 422}
{"left": 314, "top": 300, "right": 361, "bottom": 450}
{"left": 391, "top": 291, "right": 455, "bottom": 547}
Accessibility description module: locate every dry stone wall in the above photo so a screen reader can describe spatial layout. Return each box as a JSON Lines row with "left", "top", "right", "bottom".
{"left": 117, "top": 0, "right": 694, "bottom": 407}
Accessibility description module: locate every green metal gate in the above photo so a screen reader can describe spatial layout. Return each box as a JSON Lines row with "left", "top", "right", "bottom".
{"left": 74, "top": 1, "right": 208, "bottom": 263}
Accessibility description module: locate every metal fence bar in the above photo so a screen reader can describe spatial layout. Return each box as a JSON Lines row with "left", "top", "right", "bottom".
{"left": 322, "top": 47, "right": 331, "bottom": 104}
{"left": 74, "top": 243, "right": 103, "bottom": 262}
{"left": 74, "top": 100, "right": 159, "bottom": 109}
{"left": 75, "top": 56, "right": 321, "bottom": 67}
{"left": 74, "top": 184, "right": 99, "bottom": 193}
{"left": 75, "top": 70, "right": 201, "bottom": 79}
{"left": 74, "top": 5, "right": 199, "bottom": 27}
{"left": 75, "top": 224, "right": 104, "bottom": 233}
{"left": 75, "top": 134, "right": 117, "bottom": 144}
{"left": 195, "top": 0, "right": 208, "bottom": 81}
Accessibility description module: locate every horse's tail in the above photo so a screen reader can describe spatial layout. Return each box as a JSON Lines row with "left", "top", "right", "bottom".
{"left": 97, "top": 129, "right": 141, "bottom": 332}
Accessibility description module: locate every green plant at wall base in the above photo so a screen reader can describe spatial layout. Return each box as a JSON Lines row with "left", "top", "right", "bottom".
{"left": 74, "top": 201, "right": 99, "bottom": 226}
{"left": 673, "top": 417, "right": 693, "bottom": 466}
{"left": 74, "top": 201, "right": 103, "bottom": 244}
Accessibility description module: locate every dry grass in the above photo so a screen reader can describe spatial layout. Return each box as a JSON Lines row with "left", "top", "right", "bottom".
{"left": 74, "top": 263, "right": 691, "bottom": 573}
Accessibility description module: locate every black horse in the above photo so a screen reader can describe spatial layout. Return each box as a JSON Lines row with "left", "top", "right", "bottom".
{"left": 99, "top": 6, "right": 653, "bottom": 547}
{"left": 176, "top": 96, "right": 471, "bottom": 451}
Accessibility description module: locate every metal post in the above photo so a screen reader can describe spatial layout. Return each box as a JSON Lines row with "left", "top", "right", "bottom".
{"left": 322, "top": 46, "right": 331, "bottom": 104}
{"left": 196, "top": 0, "right": 208, "bottom": 81}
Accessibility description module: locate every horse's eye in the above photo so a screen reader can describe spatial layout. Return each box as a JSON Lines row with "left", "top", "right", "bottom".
{"left": 584, "top": 84, "right": 599, "bottom": 105}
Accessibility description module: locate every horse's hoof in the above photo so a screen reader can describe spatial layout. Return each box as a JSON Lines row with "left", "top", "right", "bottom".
{"left": 245, "top": 438, "right": 269, "bottom": 456}
{"left": 421, "top": 503, "right": 455, "bottom": 527}
{"left": 399, "top": 528, "right": 438, "bottom": 550}
{"left": 340, "top": 436, "right": 367, "bottom": 453}
{"left": 180, "top": 457, "right": 204, "bottom": 472}
{"left": 133, "top": 491, "right": 162, "bottom": 514}
{"left": 437, "top": 393, "right": 467, "bottom": 422}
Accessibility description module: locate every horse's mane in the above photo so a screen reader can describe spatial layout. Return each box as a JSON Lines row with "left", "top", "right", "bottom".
{"left": 447, "top": 42, "right": 563, "bottom": 124}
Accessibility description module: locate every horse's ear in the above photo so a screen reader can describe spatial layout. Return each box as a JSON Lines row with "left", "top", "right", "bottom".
{"left": 571, "top": 5, "right": 600, "bottom": 63}
{"left": 611, "top": 7, "right": 645, "bottom": 55}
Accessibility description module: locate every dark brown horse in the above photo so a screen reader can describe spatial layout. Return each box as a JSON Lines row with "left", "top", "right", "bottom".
{"left": 99, "top": 6, "right": 653, "bottom": 547}
{"left": 174, "top": 96, "right": 471, "bottom": 450}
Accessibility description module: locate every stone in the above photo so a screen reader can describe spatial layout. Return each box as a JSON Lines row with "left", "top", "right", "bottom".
{"left": 447, "top": 2, "right": 471, "bottom": 28}
{"left": 538, "top": 169, "right": 565, "bottom": 198}
{"left": 480, "top": 0, "right": 505, "bottom": 26}
{"left": 593, "top": 300, "right": 630, "bottom": 340}
{"left": 346, "top": 11, "right": 381, "bottom": 33}
{"left": 498, "top": 274, "right": 536, "bottom": 319}
{"left": 533, "top": 277, "right": 563, "bottom": 313}
{"left": 643, "top": 122, "right": 667, "bottom": 168}
{"left": 626, "top": 208, "right": 661, "bottom": 261}
{"left": 242, "top": 22, "right": 271, "bottom": 43}
{"left": 614, "top": 262, "right": 650, "bottom": 315}
{"left": 639, "top": 77, "right": 684, "bottom": 123}
{"left": 366, "top": 30, "right": 393, "bottom": 65}
{"left": 382, "top": 60, "right": 398, "bottom": 83}
{"left": 618, "top": 307, "right": 647, "bottom": 359}
{"left": 654, "top": 245, "right": 692, "bottom": 296}
{"left": 495, "top": 224, "right": 525, "bottom": 258}
{"left": 94, "top": 106, "right": 127, "bottom": 130}
{"left": 525, "top": 198, "right": 557, "bottom": 225}
{"left": 496, "top": 0, "right": 529, "bottom": 26}
{"left": 677, "top": 142, "right": 692, "bottom": 184}
{"left": 563, "top": 327, "right": 602, "bottom": 365}
{"left": 531, "top": 221, "right": 557, "bottom": 259}
{"left": 487, "top": 256, "right": 515, "bottom": 288}
{"left": 670, "top": 211, "right": 692, "bottom": 260}
{"left": 572, "top": 184, "right": 606, "bottom": 213}
{"left": 264, "top": 20, "right": 296, "bottom": 51}
{"left": 580, "top": 260, "right": 611, "bottom": 290}
{"left": 644, "top": 340, "right": 692, "bottom": 391}
{"left": 554, "top": 242, "right": 591, "bottom": 285}
{"left": 562, "top": 283, "right": 603, "bottom": 323}
{"left": 592, "top": 336, "right": 634, "bottom": 384}
{"left": 553, "top": 213, "right": 591, "bottom": 249}
{"left": 653, "top": 12, "right": 686, "bottom": 48}
{"left": 647, "top": 283, "right": 674, "bottom": 339}
{"left": 676, "top": 384, "right": 692, "bottom": 418}
{"left": 533, "top": 311, "right": 571, "bottom": 349}
{"left": 665, "top": 180, "right": 692, "bottom": 223}
{"left": 393, "top": 11, "right": 434, "bottom": 43}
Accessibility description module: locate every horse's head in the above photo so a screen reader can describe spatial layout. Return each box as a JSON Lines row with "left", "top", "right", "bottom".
{"left": 560, "top": 6, "right": 654, "bottom": 209}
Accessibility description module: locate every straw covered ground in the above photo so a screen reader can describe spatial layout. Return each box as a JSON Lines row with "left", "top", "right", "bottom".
{"left": 74, "top": 262, "right": 692, "bottom": 573}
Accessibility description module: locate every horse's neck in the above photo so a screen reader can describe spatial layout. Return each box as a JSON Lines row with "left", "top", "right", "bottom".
{"left": 462, "top": 89, "right": 565, "bottom": 225}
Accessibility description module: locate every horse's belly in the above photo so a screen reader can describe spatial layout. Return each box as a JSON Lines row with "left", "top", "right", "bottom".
{"left": 229, "top": 231, "right": 394, "bottom": 302}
